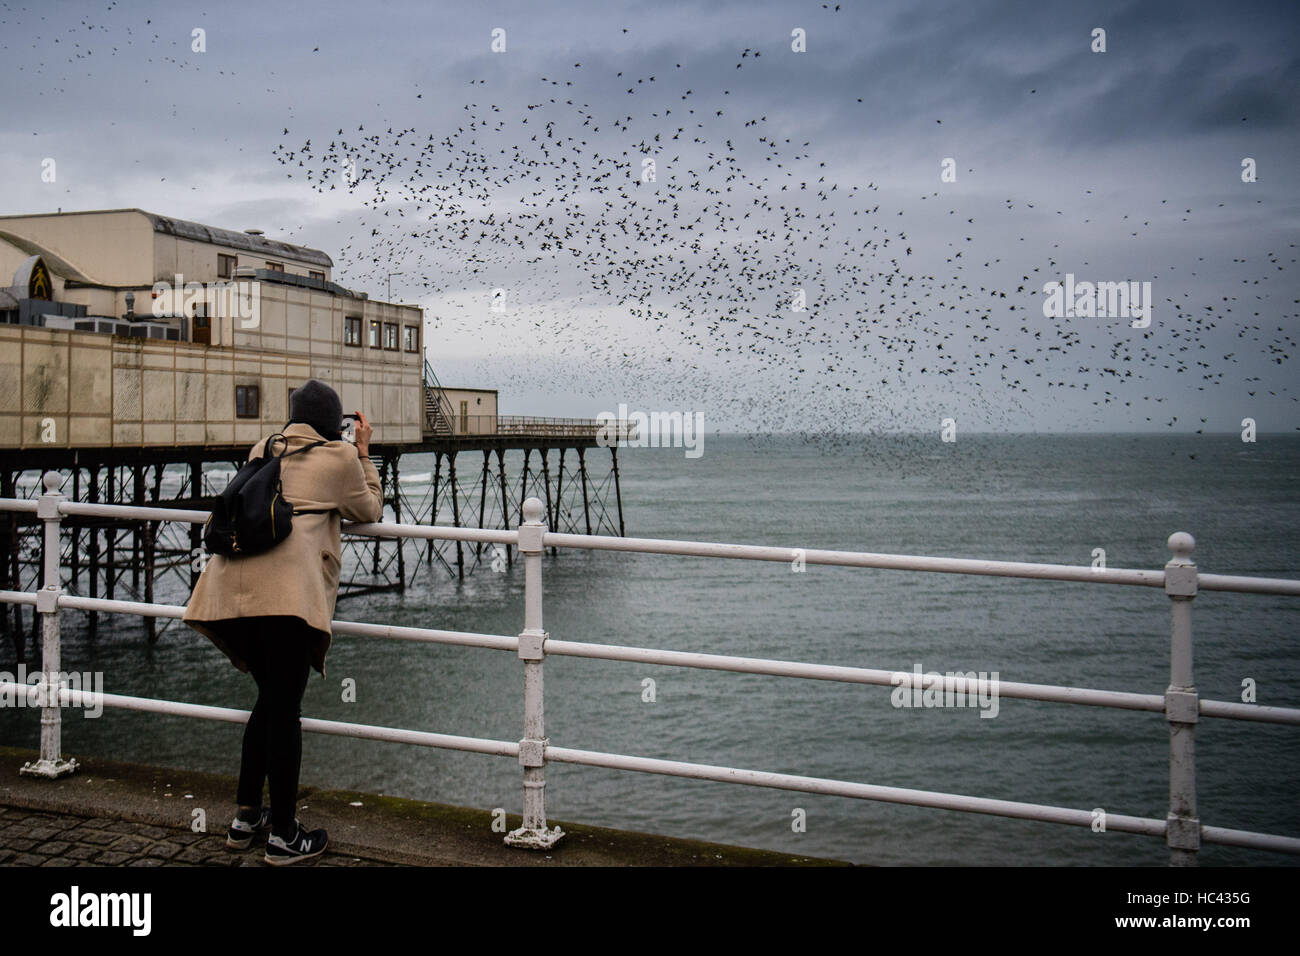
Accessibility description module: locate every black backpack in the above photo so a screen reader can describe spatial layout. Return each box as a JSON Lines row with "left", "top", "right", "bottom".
{"left": 202, "top": 433, "right": 325, "bottom": 558}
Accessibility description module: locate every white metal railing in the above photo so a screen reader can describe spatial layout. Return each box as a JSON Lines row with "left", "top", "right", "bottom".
{"left": 2, "top": 471, "right": 1299, "bottom": 862}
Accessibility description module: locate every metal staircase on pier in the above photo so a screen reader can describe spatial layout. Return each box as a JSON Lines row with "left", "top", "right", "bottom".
{"left": 422, "top": 357, "right": 456, "bottom": 436}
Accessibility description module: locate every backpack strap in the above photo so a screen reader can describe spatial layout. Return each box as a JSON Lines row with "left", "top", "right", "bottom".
{"left": 263, "top": 433, "right": 289, "bottom": 459}
{"left": 264, "top": 438, "right": 328, "bottom": 516}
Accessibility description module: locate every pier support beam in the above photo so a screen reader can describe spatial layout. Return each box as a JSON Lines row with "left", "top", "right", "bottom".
{"left": 448, "top": 452, "right": 463, "bottom": 580}
{"left": 428, "top": 452, "right": 442, "bottom": 567}
{"left": 87, "top": 465, "right": 100, "bottom": 638}
{"left": 540, "top": 449, "right": 556, "bottom": 557}
{"left": 391, "top": 455, "right": 405, "bottom": 591}
{"left": 143, "top": 463, "right": 162, "bottom": 643}
{"left": 132, "top": 465, "right": 144, "bottom": 594}
{"left": 555, "top": 449, "right": 566, "bottom": 536}
{"left": 189, "top": 460, "right": 202, "bottom": 589}
{"left": 611, "top": 447, "right": 625, "bottom": 537}
{"left": 494, "top": 448, "right": 511, "bottom": 569}
{"left": 69, "top": 468, "right": 80, "bottom": 591}
{"left": 104, "top": 466, "right": 116, "bottom": 610}
{"left": 372, "top": 459, "right": 386, "bottom": 576}
{"left": 578, "top": 447, "right": 592, "bottom": 537}
{"left": 0, "top": 437, "right": 631, "bottom": 607}
{"left": 517, "top": 449, "right": 532, "bottom": 564}
{"left": 477, "top": 450, "right": 490, "bottom": 562}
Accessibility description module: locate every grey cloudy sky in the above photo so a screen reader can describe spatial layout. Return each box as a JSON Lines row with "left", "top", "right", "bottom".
{"left": 1, "top": 0, "right": 1296, "bottom": 433}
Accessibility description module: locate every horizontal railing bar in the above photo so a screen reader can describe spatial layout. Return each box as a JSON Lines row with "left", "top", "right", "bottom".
{"left": 4, "top": 500, "right": 519, "bottom": 546}
{"left": 1201, "top": 825, "right": 1300, "bottom": 854}
{"left": 543, "top": 639, "right": 1165, "bottom": 712}
{"left": 1197, "top": 699, "right": 1300, "bottom": 725}
{"left": 4, "top": 592, "right": 1297, "bottom": 723}
{"left": 542, "top": 532, "right": 1168, "bottom": 586}
{"left": 3, "top": 498, "right": 1298, "bottom": 594}
{"left": 543, "top": 745, "right": 1168, "bottom": 836}
{"left": 549, "top": 746, "right": 1300, "bottom": 854}
{"left": 44, "top": 501, "right": 518, "bottom": 546}
{"left": 60, "top": 501, "right": 519, "bottom": 546}
{"left": 59, "top": 501, "right": 209, "bottom": 524}
{"left": 331, "top": 619, "right": 518, "bottom": 653}
{"left": 342, "top": 520, "right": 517, "bottom": 545}
{"left": 1, "top": 594, "right": 519, "bottom": 652}
{"left": 1197, "top": 572, "right": 1300, "bottom": 596}
{"left": 497, "top": 415, "right": 619, "bottom": 425}
{"left": 0, "top": 683, "right": 520, "bottom": 758}
{"left": 297, "top": 717, "right": 518, "bottom": 758}
{"left": 59, "top": 595, "right": 185, "bottom": 619}
{"left": 546, "top": 532, "right": 1300, "bottom": 595}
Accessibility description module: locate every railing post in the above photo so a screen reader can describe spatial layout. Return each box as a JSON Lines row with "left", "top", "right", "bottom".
{"left": 1164, "top": 531, "right": 1199, "bottom": 866}
{"left": 20, "top": 472, "right": 78, "bottom": 778}
{"left": 504, "top": 496, "right": 564, "bottom": 849}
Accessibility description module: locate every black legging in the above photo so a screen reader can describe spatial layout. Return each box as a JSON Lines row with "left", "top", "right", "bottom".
{"left": 226, "top": 617, "right": 314, "bottom": 833}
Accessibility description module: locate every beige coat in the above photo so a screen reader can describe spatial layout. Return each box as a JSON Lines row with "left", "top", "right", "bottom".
{"left": 183, "top": 423, "right": 383, "bottom": 677}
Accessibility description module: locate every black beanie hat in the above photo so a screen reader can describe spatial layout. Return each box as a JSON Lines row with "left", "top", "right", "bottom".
{"left": 288, "top": 379, "right": 343, "bottom": 441}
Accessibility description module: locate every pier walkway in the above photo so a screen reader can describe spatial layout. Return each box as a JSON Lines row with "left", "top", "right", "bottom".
{"left": 0, "top": 746, "right": 846, "bottom": 868}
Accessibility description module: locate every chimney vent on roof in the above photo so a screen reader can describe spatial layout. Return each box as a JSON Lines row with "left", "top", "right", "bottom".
{"left": 244, "top": 228, "right": 264, "bottom": 236}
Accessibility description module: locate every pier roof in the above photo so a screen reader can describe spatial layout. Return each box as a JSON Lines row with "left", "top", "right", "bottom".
{"left": 0, "top": 208, "right": 333, "bottom": 269}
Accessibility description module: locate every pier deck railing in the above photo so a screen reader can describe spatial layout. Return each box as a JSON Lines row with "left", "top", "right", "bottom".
{"left": 2, "top": 472, "right": 1299, "bottom": 862}
{"left": 428, "top": 413, "right": 639, "bottom": 440}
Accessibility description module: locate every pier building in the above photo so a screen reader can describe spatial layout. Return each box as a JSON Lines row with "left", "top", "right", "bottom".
{"left": 0, "top": 209, "right": 631, "bottom": 657}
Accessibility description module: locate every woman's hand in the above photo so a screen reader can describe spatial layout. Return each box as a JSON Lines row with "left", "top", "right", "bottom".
{"left": 354, "top": 410, "right": 373, "bottom": 457}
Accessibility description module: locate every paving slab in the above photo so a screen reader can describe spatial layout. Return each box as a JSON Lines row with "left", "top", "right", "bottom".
{"left": 0, "top": 745, "right": 849, "bottom": 867}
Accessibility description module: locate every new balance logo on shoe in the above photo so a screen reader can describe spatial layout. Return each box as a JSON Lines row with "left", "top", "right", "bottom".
{"left": 264, "top": 820, "right": 328, "bottom": 866}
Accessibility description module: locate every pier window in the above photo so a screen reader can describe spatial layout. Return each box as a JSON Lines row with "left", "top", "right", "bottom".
{"left": 218, "top": 254, "right": 237, "bottom": 279}
{"left": 403, "top": 324, "right": 419, "bottom": 352}
{"left": 384, "top": 322, "right": 399, "bottom": 350}
{"left": 368, "top": 319, "right": 381, "bottom": 349}
{"left": 235, "top": 384, "right": 260, "bottom": 418}
{"left": 344, "top": 316, "right": 362, "bottom": 347}
{"left": 265, "top": 261, "right": 284, "bottom": 272}
{"left": 309, "top": 270, "right": 325, "bottom": 282}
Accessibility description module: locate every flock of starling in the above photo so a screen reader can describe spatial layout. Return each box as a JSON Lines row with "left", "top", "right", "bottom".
{"left": 268, "top": 49, "right": 1295, "bottom": 439}
{"left": 6, "top": 1, "right": 1296, "bottom": 445}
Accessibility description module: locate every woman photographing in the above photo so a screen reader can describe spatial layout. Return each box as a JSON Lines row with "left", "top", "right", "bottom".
{"left": 184, "top": 379, "right": 382, "bottom": 865}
